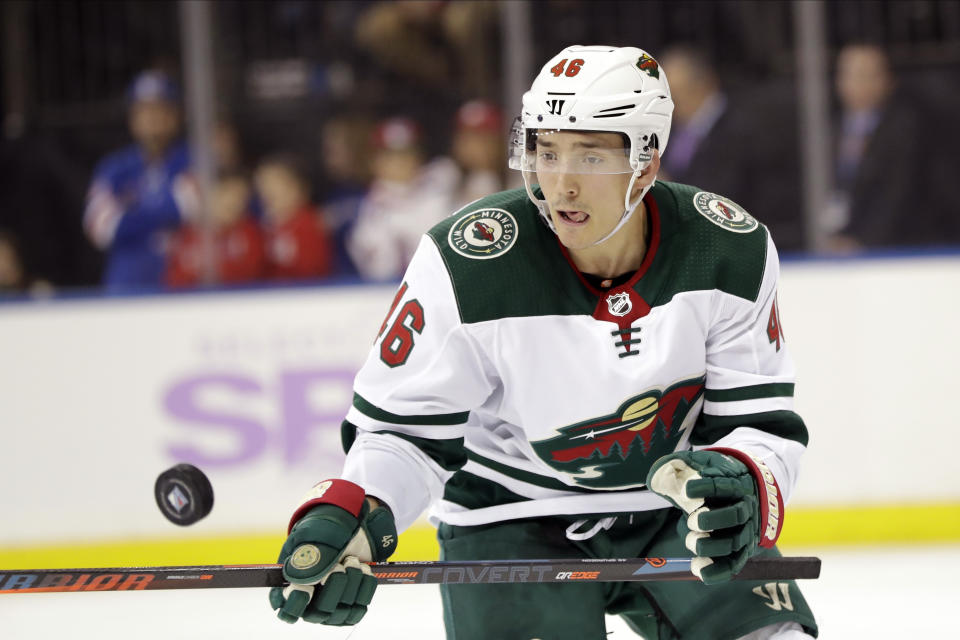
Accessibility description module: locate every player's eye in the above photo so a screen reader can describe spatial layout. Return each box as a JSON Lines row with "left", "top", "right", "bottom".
{"left": 538, "top": 151, "right": 557, "bottom": 162}
{"left": 584, "top": 154, "right": 604, "bottom": 165}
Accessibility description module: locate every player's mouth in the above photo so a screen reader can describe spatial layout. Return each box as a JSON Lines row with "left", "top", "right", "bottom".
{"left": 557, "top": 209, "right": 590, "bottom": 226}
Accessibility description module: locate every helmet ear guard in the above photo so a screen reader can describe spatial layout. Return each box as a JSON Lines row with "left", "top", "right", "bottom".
{"left": 640, "top": 133, "right": 660, "bottom": 160}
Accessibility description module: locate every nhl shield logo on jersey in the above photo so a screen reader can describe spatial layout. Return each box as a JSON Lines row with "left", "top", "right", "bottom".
{"left": 606, "top": 292, "right": 632, "bottom": 317}
{"left": 692, "top": 192, "right": 759, "bottom": 233}
{"left": 447, "top": 208, "right": 519, "bottom": 259}
{"left": 530, "top": 376, "right": 705, "bottom": 489}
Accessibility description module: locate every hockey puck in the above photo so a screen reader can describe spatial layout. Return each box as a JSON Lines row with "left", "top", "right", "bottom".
{"left": 154, "top": 463, "right": 214, "bottom": 526}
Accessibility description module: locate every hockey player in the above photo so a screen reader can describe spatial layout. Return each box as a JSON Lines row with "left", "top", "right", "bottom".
{"left": 269, "top": 45, "right": 818, "bottom": 639}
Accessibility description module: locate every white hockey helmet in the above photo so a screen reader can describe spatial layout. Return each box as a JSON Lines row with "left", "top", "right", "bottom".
{"left": 508, "top": 45, "right": 674, "bottom": 244}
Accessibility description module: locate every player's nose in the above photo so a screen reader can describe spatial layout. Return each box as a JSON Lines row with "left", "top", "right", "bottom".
{"left": 558, "top": 172, "right": 579, "bottom": 198}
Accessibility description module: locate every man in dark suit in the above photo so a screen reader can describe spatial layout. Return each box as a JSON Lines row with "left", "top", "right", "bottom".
{"left": 659, "top": 46, "right": 804, "bottom": 252}
{"left": 827, "top": 43, "right": 959, "bottom": 251}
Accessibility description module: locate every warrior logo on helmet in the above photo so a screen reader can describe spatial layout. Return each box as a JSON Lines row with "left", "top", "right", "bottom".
{"left": 531, "top": 376, "right": 705, "bottom": 489}
{"left": 447, "top": 208, "right": 519, "bottom": 259}
{"left": 636, "top": 53, "right": 660, "bottom": 79}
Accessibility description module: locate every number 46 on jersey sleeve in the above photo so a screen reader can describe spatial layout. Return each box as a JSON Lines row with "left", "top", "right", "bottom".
{"left": 377, "top": 282, "right": 425, "bottom": 368}
{"left": 767, "top": 295, "right": 784, "bottom": 352}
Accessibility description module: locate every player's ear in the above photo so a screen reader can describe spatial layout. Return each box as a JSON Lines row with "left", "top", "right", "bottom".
{"left": 631, "top": 150, "right": 661, "bottom": 198}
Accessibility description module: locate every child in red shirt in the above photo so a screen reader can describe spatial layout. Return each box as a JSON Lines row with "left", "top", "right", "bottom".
{"left": 167, "top": 171, "right": 265, "bottom": 287}
{"left": 254, "top": 155, "right": 333, "bottom": 281}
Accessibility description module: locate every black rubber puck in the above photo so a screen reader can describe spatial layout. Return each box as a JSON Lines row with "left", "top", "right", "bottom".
{"left": 155, "top": 463, "right": 214, "bottom": 526}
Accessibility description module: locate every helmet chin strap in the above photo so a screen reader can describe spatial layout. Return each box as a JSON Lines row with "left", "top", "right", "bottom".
{"left": 522, "top": 169, "right": 653, "bottom": 247}
{"left": 589, "top": 169, "right": 651, "bottom": 247}
{"left": 522, "top": 170, "right": 557, "bottom": 233}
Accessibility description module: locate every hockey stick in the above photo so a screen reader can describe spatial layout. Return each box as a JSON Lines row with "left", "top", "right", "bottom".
{"left": 0, "top": 556, "right": 819, "bottom": 593}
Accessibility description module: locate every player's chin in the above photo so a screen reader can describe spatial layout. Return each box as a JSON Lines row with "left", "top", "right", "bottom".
{"left": 554, "top": 227, "right": 595, "bottom": 251}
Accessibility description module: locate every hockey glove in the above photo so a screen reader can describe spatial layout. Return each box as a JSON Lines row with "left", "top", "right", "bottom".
{"left": 269, "top": 479, "right": 397, "bottom": 626}
{"left": 646, "top": 448, "right": 784, "bottom": 585}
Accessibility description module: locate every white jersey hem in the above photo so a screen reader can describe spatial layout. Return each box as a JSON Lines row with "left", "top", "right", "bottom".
{"left": 429, "top": 491, "right": 672, "bottom": 527}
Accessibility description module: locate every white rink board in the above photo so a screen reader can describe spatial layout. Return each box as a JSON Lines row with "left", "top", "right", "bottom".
{"left": 0, "top": 285, "right": 394, "bottom": 544}
{"left": 775, "top": 256, "right": 960, "bottom": 506}
{"left": 0, "top": 255, "right": 959, "bottom": 545}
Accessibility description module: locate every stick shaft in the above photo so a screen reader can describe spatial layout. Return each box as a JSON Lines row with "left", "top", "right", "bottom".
{"left": 0, "top": 556, "right": 819, "bottom": 593}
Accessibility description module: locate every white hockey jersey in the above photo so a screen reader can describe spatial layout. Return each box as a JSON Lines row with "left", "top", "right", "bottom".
{"left": 340, "top": 181, "right": 806, "bottom": 533}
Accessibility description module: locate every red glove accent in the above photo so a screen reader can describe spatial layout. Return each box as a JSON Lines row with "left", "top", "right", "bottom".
{"left": 287, "top": 479, "right": 366, "bottom": 534}
{"left": 705, "top": 447, "right": 784, "bottom": 548}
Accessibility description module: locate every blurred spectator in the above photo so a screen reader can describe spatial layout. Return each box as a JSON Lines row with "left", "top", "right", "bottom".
{"left": 450, "top": 100, "right": 508, "bottom": 208}
{"left": 318, "top": 114, "right": 374, "bottom": 277}
{"left": 0, "top": 230, "right": 27, "bottom": 294}
{"left": 166, "top": 171, "right": 265, "bottom": 288}
{"left": 213, "top": 119, "right": 247, "bottom": 174}
{"left": 0, "top": 230, "right": 53, "bottom": 297}
{"left": 255, "top": 154, "right": 334, "bottom": 281}
{"left": 353, "top": 1, "right": 498, "bottom": 99}
{"left": 354, "top": 2, "right": 450, "bottom": 90}
{"left": 825, "top": 43, "right": 959, "bottom": 251}
{"left": 659, "top": 46, "right": 803, "bottom": 251}
{"left": 347, "top": 117, "right": 458, "bottom": 281}
{"left": 82, "top": 70, "right": 198, "bottom": 292}
{"left": 659, "top": 46, "right": 728, "bottom": 181}
{"left": 0, "top": 133, "right": 94, "bottom": 288}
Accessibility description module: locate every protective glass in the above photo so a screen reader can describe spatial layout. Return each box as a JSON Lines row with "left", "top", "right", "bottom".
{"left": 507, "top": 124, "right": 634, "bottom": 175}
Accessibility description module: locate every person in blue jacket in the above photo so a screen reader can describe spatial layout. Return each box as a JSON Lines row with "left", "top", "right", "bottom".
{"left": 83, "top": 70, "right": 197, "bottom": 292}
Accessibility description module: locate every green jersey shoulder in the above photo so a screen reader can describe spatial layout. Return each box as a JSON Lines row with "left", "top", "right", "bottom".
{"left": 652, "top": 181, "right": 770, "bottom": 304}
{"left": 426, "top": 182, "right": 770, "bottom": 324}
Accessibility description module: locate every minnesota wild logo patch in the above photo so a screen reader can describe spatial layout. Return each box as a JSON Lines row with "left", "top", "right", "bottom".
{"left": 693, "top": 192, "right": 759, "bottom": 233}
{"left": 530, "top": 376, "right": 705, "bottom": 489}
{"left": 447, "top": 208, "right": 518, "bottom": 259}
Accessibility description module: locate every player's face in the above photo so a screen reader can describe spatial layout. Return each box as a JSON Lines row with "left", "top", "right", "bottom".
{"left": 534, "top": 131, "right": 637, "bottom": 250}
